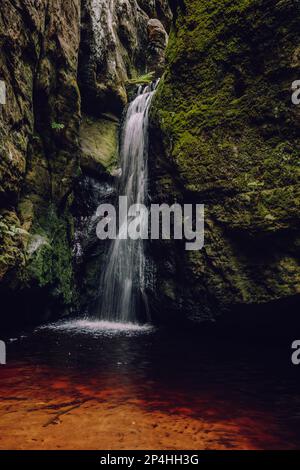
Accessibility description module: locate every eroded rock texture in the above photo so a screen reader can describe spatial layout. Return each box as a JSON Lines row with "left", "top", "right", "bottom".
{"left": 149, "top": 0, "right": 300, "bottom": 324}
{"left": 79, "top": 0, "right": 171, "bottom": 116}
{"left": 147, "top": 18, "right": 168, "bottom": 77}
{"left": 0, "top": 0, "right": 81, "bottom": 326}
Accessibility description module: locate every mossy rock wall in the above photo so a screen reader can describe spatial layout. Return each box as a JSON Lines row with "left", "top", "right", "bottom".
{"left": 149, "top": 0, "right": 300, "bottom": 323}
{"left": 0, "top": 1, "right": 81, "bottom": 326}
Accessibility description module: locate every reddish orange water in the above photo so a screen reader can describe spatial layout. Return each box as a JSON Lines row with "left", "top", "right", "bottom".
{"left": 0, "top": 322, "right": 299, "bottom": 450}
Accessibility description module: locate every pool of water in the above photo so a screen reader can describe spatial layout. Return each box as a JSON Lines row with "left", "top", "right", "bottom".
{"left": 0, "top": 319, "right": 299, "bottom": 450}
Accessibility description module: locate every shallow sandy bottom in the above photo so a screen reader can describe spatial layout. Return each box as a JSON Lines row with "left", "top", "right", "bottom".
{"left": 0, "top": 398, "right": 258, "bottom": 450}
{"left": 0, "top": 364, "right": 295, "bottom": 450}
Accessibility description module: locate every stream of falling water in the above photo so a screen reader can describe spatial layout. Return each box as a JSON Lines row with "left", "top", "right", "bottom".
{"left": 98, "top": 81, "right": 159, "bottom": 324}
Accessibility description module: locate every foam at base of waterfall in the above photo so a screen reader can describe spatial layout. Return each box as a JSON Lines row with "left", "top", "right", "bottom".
{"left": 37, "top": 319, "right": 154, "bottom": 336}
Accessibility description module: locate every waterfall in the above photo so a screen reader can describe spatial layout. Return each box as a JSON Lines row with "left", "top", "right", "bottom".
{"left": 98, "top": 81, "right": 159, "bottom": 324}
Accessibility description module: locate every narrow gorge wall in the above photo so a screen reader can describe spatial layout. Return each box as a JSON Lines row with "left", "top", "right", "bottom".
{"left": 0, "top": 0, "right": 81, "bottom": 326}
{"left": 149, "top": 0, "right": 300, "bottom": 325}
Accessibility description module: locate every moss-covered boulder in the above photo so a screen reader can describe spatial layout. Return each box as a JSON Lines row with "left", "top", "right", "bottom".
{"left": 80, "top": 114, "right": 119, "bottom": 175}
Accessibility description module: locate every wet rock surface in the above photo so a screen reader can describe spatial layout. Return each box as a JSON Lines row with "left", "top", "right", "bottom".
{"left": 73, "top": 174, "right": 115, "bottom": 315}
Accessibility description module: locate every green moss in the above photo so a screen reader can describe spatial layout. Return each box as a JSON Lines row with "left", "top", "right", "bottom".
{"left": 0, "top": 211, "right": 25, "bottom": 280}
{"left": 149, "top": 0, "right": 300, "bottom": 318}
{"left": 80, "top": 115, "right": 119, "bottom": 174}
{"left": 127, "top": 72, "right": 155, "bottom": 85}
{"left": 21, "top": 205, "right": 74, "bottom": 305}
{"left": 51, "top": 122, "right": 65, "bottom": 130}
{"left": 152, "top": 0, "right": 300, "bottom": 198}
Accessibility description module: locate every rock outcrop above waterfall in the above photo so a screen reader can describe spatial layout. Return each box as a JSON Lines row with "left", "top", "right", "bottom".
{"left": 0, "top": 0, "right": 81, "bottom": 326}
{"left": 79, "top": 0, "right": 171, "bottom": 117}
{"left": 147, "top": 19, "right": 168, "bottom": 77}
{"left": 149, "top": 0, "right": 300, "bottom": 324}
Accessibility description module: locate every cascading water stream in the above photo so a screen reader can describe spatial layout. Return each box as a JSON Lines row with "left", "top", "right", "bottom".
{"left": 98, "top": 81, "right": 159, "bottom": 324}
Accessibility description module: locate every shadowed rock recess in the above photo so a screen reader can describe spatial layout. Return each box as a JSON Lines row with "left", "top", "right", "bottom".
{"left": 0, "top": 0, "right": 299, "bottom": 329}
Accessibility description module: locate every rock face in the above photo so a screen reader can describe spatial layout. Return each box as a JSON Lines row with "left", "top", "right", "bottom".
{"left": 79, "top": 0, "right": 171, "bottom": 116}
{"left": 3, "top": 0, "right": 298, "bottom": 330}
{"left": 149, "top": 0, "right": 300, "bottom": 324}
{"left": 0, "top": 0, "right": 81, "bottom": 326}
{"left": 147, "top": 19, "right": 168, "bottom": 77}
